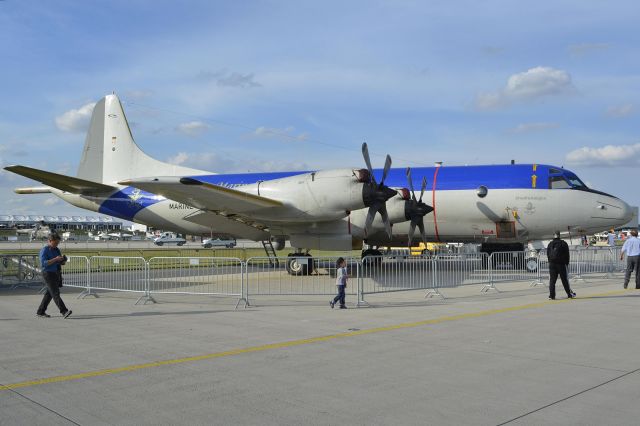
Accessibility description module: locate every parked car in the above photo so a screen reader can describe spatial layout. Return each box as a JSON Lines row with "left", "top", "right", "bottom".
{"left": 202, "top": 238, "right": 236, "bottom": 249}
{"left": 153, "top": 232, "right": 186, "bottom": 246}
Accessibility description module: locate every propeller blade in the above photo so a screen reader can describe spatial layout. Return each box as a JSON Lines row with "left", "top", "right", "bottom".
{"left": 364, "top": 205, "right": 377, "bottom": 237}
{"left": 361, "top": 142, "right": 376, "bottom": 185}
{"left": 417, "top": 219, "right": 427, "bottom": 246}
{"left": 406, "top": 167, "right": 416, "bottom": 201}
{"left": 379, "top": 204, "right": 392, "bottom": 239}
{"left": 419, "top": 176, "right": 427, "bottom": 203}
{"left": 380, "top": 154, "right": 392, "bottom": 186}
{"left": 408, "top": 221, "right": 417, "bottom": 248}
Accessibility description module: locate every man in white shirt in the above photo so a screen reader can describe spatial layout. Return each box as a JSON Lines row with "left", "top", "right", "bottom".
{"left": 620, "top": 229, "right": 640, "bottom": 289}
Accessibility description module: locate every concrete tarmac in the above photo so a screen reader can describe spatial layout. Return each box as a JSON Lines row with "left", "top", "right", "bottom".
{"left": 1, "top": 278, "right": 639, "bottom": 425}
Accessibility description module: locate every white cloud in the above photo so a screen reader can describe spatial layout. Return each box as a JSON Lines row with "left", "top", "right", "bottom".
{"left": 475, "top": 67, "right": 573, "bottom": 110}
{"left": 568, "top": 43, "right": 610, "bottom": 56}
{"left": 55, "top": 102, "right": 96, "bottom": 132}
{"left": 566, "top": 143, "right": 640, "bottom": 167}
{"left": 196, "top": 69, "right": 261, "bottom": 88}
{"left": 167, "top": 152, "right": 190, "bottom": 165}
{"left": 175, "top": 121, "right": 210, "bottom": 137}
{"left": 43, "top": 197, "right": 59, "bottom": 206}
{"left": 507, "top": 122, "right": 559, "bottom": 134}
{"left": 606, "top": 103, "right": 634, "bottom": 118}
{"left": 252, "top": 126, "right": 308, "bottom": 142}
{"left": 166, "top": 151, "right": 307, "bottom": 173}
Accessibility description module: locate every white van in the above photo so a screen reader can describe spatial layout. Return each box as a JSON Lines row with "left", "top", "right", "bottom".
{"left": 202, "top": 238, "right": 237, "bottom": 249}
{"left": 153, "top": 232, "right": 186, "bottom": 246}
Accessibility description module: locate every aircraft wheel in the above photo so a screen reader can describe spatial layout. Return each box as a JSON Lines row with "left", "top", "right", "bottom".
{"left": 361, "top": 249, "right": 383, "bottom": 268}
{"left": 286, "top": 253, "right": 313, "bottom": 276}
{"left": 525, "top": 257, "right": 539, "bottom": 273}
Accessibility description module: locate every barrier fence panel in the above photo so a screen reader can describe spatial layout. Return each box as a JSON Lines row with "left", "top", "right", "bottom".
{"left": 360, "top": 255, "right": 434, "bottom": 296}
{"left": 89, "top": 256, "right": 148, "bottom": 293}
{"left": 62, "top": 256, "right": 90, "bottom": 295}
{"left": 245, "top": 256, "right": 359, "bottom": 297}
{"left": 488, "top": 252, "right": 539, "bottom": 287}
{"left": 0, "top": 254, "right": 41, "bottom": 288}
{"left": 432, "top": 253, "right": 490, "bottom": 288}
{"left": 147, "top": 257, "right": 242, "bottom": 297}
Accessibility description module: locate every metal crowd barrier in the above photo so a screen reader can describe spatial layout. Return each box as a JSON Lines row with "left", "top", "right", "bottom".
{"left": 244, "top": 257, "right": 359, "bottom": 300}
{"left": 4, "top": 248, "right": 631, "bottom": 306}
{"left": 361, "top": 255, "right": 435, "bottom": 296}
{"left": 0, "top": 254, "right": 41, "bottom": 288}
{"left": 147, "top": 257, "right": 242, "bottom": 297}
{"left": 62, "top": 256, "right": 92, "bottom": 298}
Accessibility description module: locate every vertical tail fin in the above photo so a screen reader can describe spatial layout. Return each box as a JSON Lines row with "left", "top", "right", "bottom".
{"left": 77, "top": 94, "right": 209, "bottom": 184}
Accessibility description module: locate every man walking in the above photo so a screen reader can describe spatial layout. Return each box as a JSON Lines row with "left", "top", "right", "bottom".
{"left": 620, "top": 229, "right": 640, "bottom": 289}
{"left": 36, "top": 232, "right": 72, "bottom": 318}
{"left": 547, "top": 231, "right": 576, "bottom": 300}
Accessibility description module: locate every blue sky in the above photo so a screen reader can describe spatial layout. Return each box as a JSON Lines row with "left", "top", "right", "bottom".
{"left": 1, "top": 0, "right": 639, "bottom": 216}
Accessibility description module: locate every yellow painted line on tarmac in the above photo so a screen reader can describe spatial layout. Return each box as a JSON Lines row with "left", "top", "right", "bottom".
{"left": 0, "top": 288, "right": 629, "bottom": 392}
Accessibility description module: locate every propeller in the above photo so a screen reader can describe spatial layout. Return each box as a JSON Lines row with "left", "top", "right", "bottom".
{"left": 405, "top": 167, "right": 434, "bottom": 247}
{"left": 361, "top": 143, "right": 398, "bottom": 239}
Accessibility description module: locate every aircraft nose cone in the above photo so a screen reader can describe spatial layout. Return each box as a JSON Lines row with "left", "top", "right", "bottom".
{"left": 619, "top": 199, "right": 634, "bottom": 223}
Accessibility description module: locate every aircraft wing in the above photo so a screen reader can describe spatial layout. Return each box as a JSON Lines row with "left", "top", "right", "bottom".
{"left": 5, "top": 165, "right": 116, "bottom": 194}
{"left": 118, "top": 177, "right": 283, "bottom": 214}
{"left": 182, "top": 210, "right": 271, "bottom": 241}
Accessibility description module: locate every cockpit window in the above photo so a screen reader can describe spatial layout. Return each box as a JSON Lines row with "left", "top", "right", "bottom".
{"left": 566, "top": 174, "right": 587, "bottom": 188}
{"left": 548, "top": 172, "right": 588, "bottom": 190}
{"left": 549, "top": 176, "right": 571, "bottom": 189}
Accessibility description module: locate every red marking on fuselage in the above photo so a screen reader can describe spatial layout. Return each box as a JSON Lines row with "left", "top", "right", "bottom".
{"left": 432, "top": 166, "right": 441, "bottom": 242}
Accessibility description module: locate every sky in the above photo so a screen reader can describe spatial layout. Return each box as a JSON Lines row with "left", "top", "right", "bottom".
{"left": 0, "top": 0, "right": 639, "bottom": 217}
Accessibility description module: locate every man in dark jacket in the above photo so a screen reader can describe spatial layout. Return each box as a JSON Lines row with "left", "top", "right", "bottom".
{"left": 36, "top": 232, "right": 72, "bottom": 318}
{"left": 547, "top": 231, "right": 576, "bottom": 300}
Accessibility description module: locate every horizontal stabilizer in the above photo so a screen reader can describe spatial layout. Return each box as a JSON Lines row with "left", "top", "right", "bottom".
{"left": 118, "top": 177, "right": 282, "bottom": 213}
{"left": 5, "top": 165, "right": 116, "bottom": 194}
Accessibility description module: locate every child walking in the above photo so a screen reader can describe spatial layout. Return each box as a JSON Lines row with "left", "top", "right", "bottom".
{"left": 330, "top": 257, "right": 348, "bottom": 309}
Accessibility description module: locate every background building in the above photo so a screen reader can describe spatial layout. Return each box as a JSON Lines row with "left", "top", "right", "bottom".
{"left": 0, "top": 214, "right": 122, "bottom": 232}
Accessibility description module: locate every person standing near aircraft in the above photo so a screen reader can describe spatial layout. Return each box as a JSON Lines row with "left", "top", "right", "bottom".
{"left": 608, "top": 231, "right": 616, "bottom": 247}
{"left": 330, "top": 257, "right": 348, "bottom": 309}
{"left": 36, "top": 232, "right": 72, "bottom": 318}
{"left": 547, "top": 232, "right": 576, "bottom": 300}
{"left": 620, "top": 229, "right": 640, "bottom": 289}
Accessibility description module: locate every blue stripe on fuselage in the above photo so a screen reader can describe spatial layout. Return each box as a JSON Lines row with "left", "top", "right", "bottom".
{"left": 189, "top": 164, "right": 563, "bottom": 190}
{"left": 98, "top": 187, "right": 164, "bottom": 221}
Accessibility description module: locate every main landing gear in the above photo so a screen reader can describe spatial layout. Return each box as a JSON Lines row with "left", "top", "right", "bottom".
{"left": 285, "top": 252, "right": 314, "bottom": 276}
{"left": 361, "top": 248, "right": 383, "bottom": 267}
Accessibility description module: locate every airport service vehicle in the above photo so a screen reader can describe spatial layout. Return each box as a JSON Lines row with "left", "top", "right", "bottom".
{"left": 202, "top": 238, "right": 236, "bottom": 249}
{"left": 15, "top": 222, "right": 50, "bottom": 241}
{"left": 6, "top": 94, "right": 633, "bottom": 275}
{"left": 153, "top": 232, "right": 186, "bottom": 246}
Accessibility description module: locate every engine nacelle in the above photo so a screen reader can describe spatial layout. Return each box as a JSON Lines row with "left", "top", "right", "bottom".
{"left": 241, "top": 169, "right": 371, "bottom": 222}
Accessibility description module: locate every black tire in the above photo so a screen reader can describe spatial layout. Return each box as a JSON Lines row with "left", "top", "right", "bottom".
{"left": 362, "top": 249, "right": 383, "bottom": 268}
{"left": 177, "top": 242, "right": 185, "bottom": 246}
{"left": 525, "top": 257, "right": 539, "bottom": 273}
{"left": 156, "top": 242, "right": 164, "bottom": 246}
{"left": 203, "top": 244, "right": 212, "bottom": 249}
{"left": 285, "top": 253, "right": 313, "bottom": 276}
